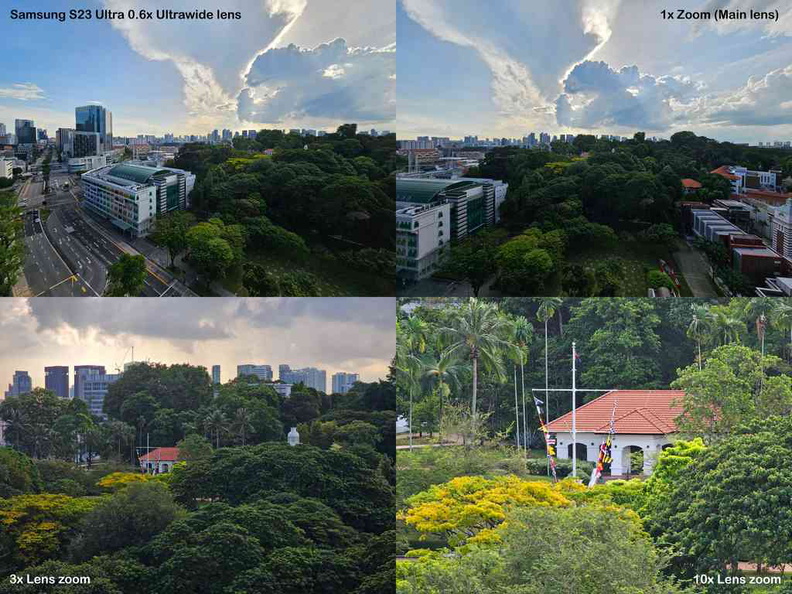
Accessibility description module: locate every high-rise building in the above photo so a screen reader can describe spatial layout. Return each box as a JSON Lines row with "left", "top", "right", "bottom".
{"left": 56, "top": 128, "right": 75, "bottom": 158}
{"left": 4, "top": 371, "right": 32, "bottom": 398}
{"left": 212, "top": 365, "right": 221, "bottom": 384}
{"left": 237, "top": 364, "right": 273, "bottom": 381}
{"left": 0, "top": 123, "right": 5, "bottom": 136}
{"left": 74, "top": 365, "right": 119, "bottom": 418}
{"left": 45, "top": 366, "right": 70, "bottom": 399}
{"left": 15, "top": 119, "right": 36, "bottom": 144}
{"left": 280, "top": 366, "right": 326, "bottom": 392}
{"left": 74, "top": 131, "right": 101, "bottom": 158}
{"left": 221, "top": 129, "right": 232, "bottom": 141}
{"left": 332, "top": 372, "right": 360, "bottom": 394}
{"left": 75, "top": 104, "right": 112, "bottom": 153}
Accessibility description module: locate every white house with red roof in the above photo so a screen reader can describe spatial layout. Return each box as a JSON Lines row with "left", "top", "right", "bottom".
{"left": 138, "top": 447, "right": 180, "bottom": 474}
{"left": 544, "top": 390, "right": 684, "bottom": 476}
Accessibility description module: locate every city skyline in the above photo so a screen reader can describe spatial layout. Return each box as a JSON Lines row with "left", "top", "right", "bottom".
{"left": 0, "top": 298, "right": 394, "bottom": 392}
{"left": 397, "top": 0, "right": 792, "bottom": 142}
{"left": 0, "top": 0, "right": 395, "bottom": 136}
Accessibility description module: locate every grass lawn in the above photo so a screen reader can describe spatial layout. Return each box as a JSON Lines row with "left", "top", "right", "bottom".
{"left": 569, "top": 240, "right": 694, "bottom": 297}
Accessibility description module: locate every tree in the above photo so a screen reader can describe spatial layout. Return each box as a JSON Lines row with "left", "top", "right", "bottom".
{"left": 672, "top": 344, "right": 792, "bottom": 439}
{"left": 230, "top": 407, "right": 254, "bottom": 446}
{"left": 176, "top": 434, "right": 213, "bottom": 460}
{"left": 70, "top": 481, "right": 183, "bottom": 561}
{"left": 152, "top": 211, "right": 196, "bottom": 267}
{"left": 440, "top": 232, "right": 501, "bottom": 296}
{"left": 440, "top": 299, "right": 509, "bottom": 438}
{"left": 186, "top": 221, "right": 237, "bottom": 282}
{"left": 651, "top": 417, "right": 792, "bottom": 579}
{"left": 0, "top": 190, "right": 24, "bottom": 296}
{"left": 0, "top": 448, "right": 41, "bottom": 497}
{"left": 105, "top": 254, "right": 147, "bottom": 297}
{"left": 203, "top": 409, "right": 228, "bottom": 448}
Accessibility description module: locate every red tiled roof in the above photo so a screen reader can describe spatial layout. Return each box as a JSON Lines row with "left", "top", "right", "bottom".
{"left": 681, "top": 178, "right": 702, "bottom": 189}
{"left": 545, "top": 390, "right": 684, "bottom": 435}
{"left": 139, "top": 447, "right": 180, "bottom": 462}
{"left": 711, "top": 165, "right": 740, "bottom": 181}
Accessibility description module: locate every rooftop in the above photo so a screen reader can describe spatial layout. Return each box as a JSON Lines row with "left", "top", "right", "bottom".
{"left": 139, "top": 447, "right": 180, "bottom": 462}
{"left": 681, "top": 178, "right": 702, "bottom": 189}
{"left": 545, "top": 390, "right": 685, "bottom": 435}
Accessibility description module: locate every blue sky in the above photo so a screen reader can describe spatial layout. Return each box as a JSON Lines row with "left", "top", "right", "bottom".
{"left": 397, "top": 0, "right": 792, "bottom": 143}
{"left": 0, "top": 0, "right": 394, "bottom": 136}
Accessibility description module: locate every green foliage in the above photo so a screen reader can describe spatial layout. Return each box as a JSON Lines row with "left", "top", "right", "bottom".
{"left": 440, "top": 230, "right": 505, "bottom": 296}
{"left": 105, "top": 254, "right": 147, "bottom": 297}
{"left": 647, "top": 269, "right": 676, "bottom": 291}
{"left": 175, "top": 434, "right": 212, "bottom": 461}
{"left": 0, "top": 448, "right": 41, "bottom": 496}
{"left": 0, "top": 190, "right": 24, "bottom": 296}
{"left": 151, "top": 211, "right": 196, "bottom": 267}
{"left": 496, "top": 228, "right": 565, "bottom": 294}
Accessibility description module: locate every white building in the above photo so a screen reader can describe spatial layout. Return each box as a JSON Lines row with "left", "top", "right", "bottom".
{"left": 139, "top": 447, "right": 180, "bottom": 473}
{"left": 545, "top": 390, "right": 684, "bottom": 476}
{"left": 237, "top": 364, "right": 273, "bottom": 381}
{"left": 68, "top": 154, "right": 107, "bottom": 173}
{"left": 270, "top": 383, "right": 293, "bottom": 398}
{"left": 770, "top": 199, "right": 792, "bottom": 259}
{"left": 81, "top": 162, "right": 192, "bottom": 238}
{"left": 280, "top": 366, "right": 326, "bottom": 392}
{"left": 397, "top": 203, "right": 451, "bottom": 281}
{"left": 0, "top": 157, "right": 13, "bottom": 179}
{"left": 73, "top": 366, "right": 119, "bottom": 419}
{"left": 332, "top": 372, "right": 360, "bottom": 394}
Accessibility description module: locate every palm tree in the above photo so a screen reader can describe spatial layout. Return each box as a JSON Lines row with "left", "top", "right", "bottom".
{"left": 204, "top": 409, "right": 228, "bottom": 448}
{"left": 771, "top": 300, "right": 792, "bottom": 363}
{"left": 3, "top": 406, "right": 30, "bottom": 452}
{"left": 231, "top": 407, "right": 254, "bottom": 446}
{"left": 687, "top": 303, "right": 710, "bottom": 370}
{"left": 536, "top": 298, "right": 562, "bottom": 421}
{"left": 397, "top": 316, "right": 429, "bottom": 450}
{"left": 511, "top": 315, "right": 533, "bottom": 454}
{"left": 706, "top": 308, "right": 744, "bottom": 346}
{"left": 441, "top": 299, "right": 510, "bottom": 439}
{"left": 421, "top": 348, "right": 462, "bottom": 442}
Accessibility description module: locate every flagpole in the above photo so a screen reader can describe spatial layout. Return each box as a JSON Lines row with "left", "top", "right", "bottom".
{"left": 572, "top": 341, "right": 577, "bottom": 478}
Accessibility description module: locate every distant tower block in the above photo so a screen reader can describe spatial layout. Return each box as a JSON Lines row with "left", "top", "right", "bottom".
{"left": 287, "top": 427, "right": 300, "bottom": 446}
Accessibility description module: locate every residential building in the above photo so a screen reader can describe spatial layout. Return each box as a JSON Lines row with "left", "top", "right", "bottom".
{"left": 712, "top": 165, "right": 783, "bottom": 194}
{"left": 0, "top": 123, "right": 5, "bottom": 136}
{"left": 75, "top": 104, "right": 112, "bottom": 153}
{"left": 211, "top": 365, "right": 221, "bottom": 384}
{"left": 332, "top": 372, "right": 359, "bottom": 394}
{"left": 15, "top": 119, "right": 36, "bottom": 145}
{"left": 139, "top": 447, "right": 180, "bottom": 473}
{"left": 280, "top": 366, "right": 326, "bottom": 392}
{"left": 681, "top": 178, "right": 702, "bottom": 195}
{"left": 74, "top": 365, "right": 119, "bottom": 418}
{"left": 45, "top": 366, "right": 69, "bottom": 399}
{"left": 81, "top": 162, "right": 192, "bottom": 237}
{"left": 4, "top": 371, "right": 32, "bottom": 398}
{"left": 237, "top": 364, "right": 273, "bottom": 381}
{"left": 545, "top": 390, "right": 685, "bottom": 476}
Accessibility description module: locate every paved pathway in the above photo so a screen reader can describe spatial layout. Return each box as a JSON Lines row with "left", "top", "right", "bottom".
{"left": 673, "top": 241, "right": 719, "bottom": 297}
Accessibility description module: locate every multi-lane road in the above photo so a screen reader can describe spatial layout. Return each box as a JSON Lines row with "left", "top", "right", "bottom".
{"left": 14, "top": 161, "right": 194, "bottom": 297}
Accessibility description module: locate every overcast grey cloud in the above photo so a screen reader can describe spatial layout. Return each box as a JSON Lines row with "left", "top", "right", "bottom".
{"left": 1, "top": 298, "right": 395, "bottom": 389}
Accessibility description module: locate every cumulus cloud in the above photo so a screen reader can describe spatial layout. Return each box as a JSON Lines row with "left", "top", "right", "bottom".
{"left": 237, "top": 38, "right": 395, "bottom": 123}
{"left": 697, "top": 65, "right": 792, "bottom": 126}
{"left": 0, "top": 83, "right": 45, "bottom": 101}
{"left": 400, "top": 0, "right": 622, "bottom": 117}
{"left": 555, "top": 60, "right": 700, "bottom": 130}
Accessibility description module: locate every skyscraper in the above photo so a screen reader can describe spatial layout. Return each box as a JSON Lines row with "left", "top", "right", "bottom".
{"left": 332, "top": 372, "right": 360, "bottom": 394}
{"left": 4, "top": 371, "right": 32, "bottom": 398}
{"left": 212, "top": 365, "right": 221, "bottom": 384}
{"left": 45, "top": 366, "right": 70, "bottom": 399}
{"left": 280, "top": 366, "right": 326, "bottom": 392}
{"left": 15, "top": 119, "right": 36, "bottom": 144}
{"left": 74, "top": 365, "right": 118, "bottom": 418}
{"left": 237, "top": 364, "right": 273, "bottom": 381}
{"left": 0, "top": 123, "right": 6, "bottom": 136}
{"left": 75, "top": 104, "right": 112, "bottom": 153}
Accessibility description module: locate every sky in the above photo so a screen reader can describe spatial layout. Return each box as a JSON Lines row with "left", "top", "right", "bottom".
{"left": 397, "top": 0, "right": 792, "bottom": 143}
{"left": 0, "top": 298, "right": 395, "bottom": 391}
{"left": 0, "top": 0, "right": 395, "bottom": 136}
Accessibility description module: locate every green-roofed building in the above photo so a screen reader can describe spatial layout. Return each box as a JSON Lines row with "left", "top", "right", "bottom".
{"left": 81, "top": 162, "right": 193, "bottom": 238}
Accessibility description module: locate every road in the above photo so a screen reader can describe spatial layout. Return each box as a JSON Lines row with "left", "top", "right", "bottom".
{"left": 14, "top": 162, "right": 195, "bottom": 297}
{"left": 673, "top": 241, "right": 720, "bottom": 297}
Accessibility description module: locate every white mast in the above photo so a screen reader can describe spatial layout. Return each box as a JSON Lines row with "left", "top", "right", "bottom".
{"left": 572, "top": 341, "right": 577, "bottom": 478}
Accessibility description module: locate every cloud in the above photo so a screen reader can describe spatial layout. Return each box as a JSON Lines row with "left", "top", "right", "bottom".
{"left": 555, "top": 60, "right": 700, "bottom": 130}
{"left": 693, "top": 0, "right": 792, "bottom": 38}
{"left": 697, "top": 64, "right": 792, "bottom": 126}
{"left": 0, "top": 83, "right": 45, "bottom": 101}
{"left": 237, "top": 38, "right": 395, "bottom": 123}
{"left": 102, "top": 0, "right": 299, "bottom": 128}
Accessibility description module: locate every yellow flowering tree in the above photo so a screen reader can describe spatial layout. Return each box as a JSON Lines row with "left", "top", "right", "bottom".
{"left": 400, "top": 475, "right": 575, "bottom": 546}
{"left": 96, "top": 471, "right": 169, "bottom": 491}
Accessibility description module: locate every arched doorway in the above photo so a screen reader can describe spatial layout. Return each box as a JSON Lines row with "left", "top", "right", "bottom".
{"left": 622, "top": 445, "right": 644, "bottom": 475}
{"left": 567, "top": 443, "right": 588, "bottom": 461}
